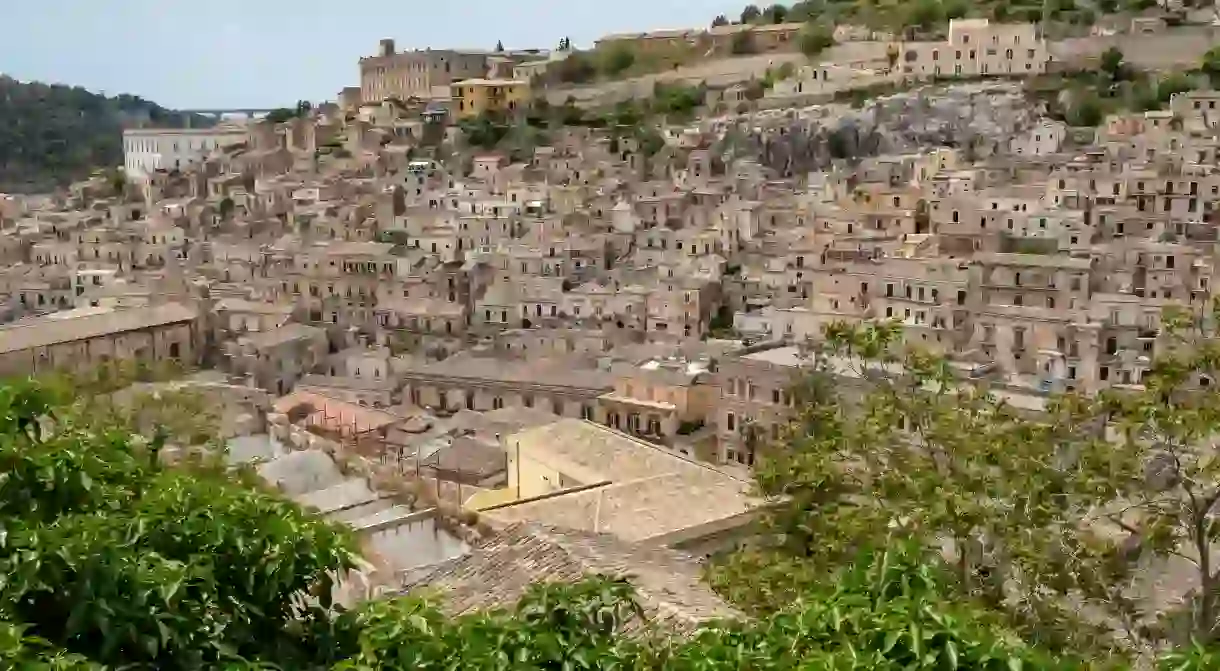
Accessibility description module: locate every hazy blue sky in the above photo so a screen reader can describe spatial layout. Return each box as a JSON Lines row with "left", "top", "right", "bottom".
{"left": 2, "top": 0, "right": 740, "bottom": 109}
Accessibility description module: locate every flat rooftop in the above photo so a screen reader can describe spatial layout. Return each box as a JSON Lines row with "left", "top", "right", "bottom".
{"left": 480, "top": 419, "right": 760, "bottom": 545}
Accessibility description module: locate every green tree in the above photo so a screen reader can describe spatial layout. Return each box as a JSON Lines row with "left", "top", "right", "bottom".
{"left": 906, "top": 0, "right": 947, "bottom": 30}
{"left": 698, "top": 540, "right": 1082, "bottom": 670}
{"left": 1095, "top": 300, "right": 1220, "bottom": 642}
{"left": 740, "top": 3, "right": 763, "bottom": 22}
{"left": 1100, "top": 47, "right": 1127, "bottom": 83}
{"left": 712, "top": 14, "right": 730, "bottom": 26}
{"left": 602, "top": 44, "right": 637, "bottom": 76}
{"left": 944, "top": 0, "right": 971, "bottom": 19}
{"left": 1067, "top": 91, "right": 1105, "bottom": 126}
{"left": 764, "top": 3, "right": 789, "bottom": 22}
{"left": 0, "top": 379, "right": 359, "bottom": 667}
{"left": 459, "top": 110, "right": 511, "bottom": 149}
{"left": 265, "top": 107, "right": 298, "bottom": 124}
{"left": 798, "top": 23, "right": 835, "bottom": 58}
{"left": 1156, "top": 72, "right": 1194, "bottom": 105}
{"left": 788, "top": 0, "right": 821, "bottom": 21}
{"left": 555, "top": 51, "right": 598, "bottom": 84}
{"left": 734, "top": 322, "right": 1140, "bottom": 655}
{"left": 653, "top": 82, "right": 705, "bottom": 119}
{"left": 730, "top": 30, "right": 757, "bottom": 55}
{"left": 1202, "top": 46, "right": 1220, "bottom": 88}
{"left": 718, "top": 307, "right": 1220, "bottom": 660}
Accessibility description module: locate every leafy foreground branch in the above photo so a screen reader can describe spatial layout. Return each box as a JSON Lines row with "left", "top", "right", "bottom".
{"left": 716, "top": 303, "right": 1220, "bottom": 668}
{"left": 0, "top": 378, "right": 359, "bottom": 669}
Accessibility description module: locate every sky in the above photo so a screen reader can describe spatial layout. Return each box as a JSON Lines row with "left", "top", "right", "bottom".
{"left": 1, "top": 0, "right": 741, "bottom": 110}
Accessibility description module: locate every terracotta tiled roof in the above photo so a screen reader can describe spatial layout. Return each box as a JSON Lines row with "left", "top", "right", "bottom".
{"left": 403, "top": 522, "right": 742, "bottom": 633}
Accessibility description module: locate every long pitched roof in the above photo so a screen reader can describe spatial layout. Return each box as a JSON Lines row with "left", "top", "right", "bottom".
{"left": 403, "top": 522, "right": 742, "bottom": 633}
{"left": 0, "top": 303, "right": 197, "bottom": 355}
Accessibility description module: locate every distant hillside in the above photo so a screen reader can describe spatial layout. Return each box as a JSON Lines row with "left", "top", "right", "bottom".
{"left": 0, "top": 76, "right": 214, "bottom": 193}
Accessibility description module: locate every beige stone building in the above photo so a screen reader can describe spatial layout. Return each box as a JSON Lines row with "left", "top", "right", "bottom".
{"left": 899, "top": 19, "right": 1048, "bottom": 79}
{"left": 597, "top": 358, "right": 716, "bottom": 447}
{"left": 399, "top": 355, "right": 614, "bottom": 419}
{"left": 224, "top": 323, "right": 329, "bottom": 395}
{"left": 0, "top": 303, "right": 198, "bottom": 377}
{"left": 360, "top": 40, "right": 489, "bottom": 104}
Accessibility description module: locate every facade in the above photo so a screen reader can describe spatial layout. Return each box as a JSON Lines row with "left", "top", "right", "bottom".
{"left": 123, "top": 126, "right": 248, "bottom": 179}
{"left": 399, "top": 355, "right": 613, "bottom": 419}
{"left": 0, "top": 303, "right": 198, "bottom": 377}
{"left": 899, "top": 19, "right": 1048, "bottom": 79}
{"left": 225, "top": 323, "right": 330, "bottom": 395}
{"left": 359, "top": 40, "right": 490, "bottom": 103}
{"left": 597, "top": 358, "right": 716, "bottom": 446}
{"left": 451, "top": 79, "right": 531, "bottom": 119}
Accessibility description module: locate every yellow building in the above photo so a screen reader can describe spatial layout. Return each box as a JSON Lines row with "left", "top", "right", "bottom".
{"left": 451, "top": 78, "right": 530, "bottom": 119}
{"left": 465, "top": 419, "right": 761, "bottom": 552}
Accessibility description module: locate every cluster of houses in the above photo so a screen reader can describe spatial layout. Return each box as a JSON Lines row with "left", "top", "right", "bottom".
{"left": 1, "top": 20, "right": 1219, "bottom": 620}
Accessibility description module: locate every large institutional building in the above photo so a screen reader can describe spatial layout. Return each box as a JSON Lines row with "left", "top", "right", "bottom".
{"left": 122, "top": 125, "right": 248, "bottom": 179}
{"left": 358, "top": 40, "right": 491, "bottom": 104}
{"left": 899, "top": 19, "right": 1049, "bottom": 79}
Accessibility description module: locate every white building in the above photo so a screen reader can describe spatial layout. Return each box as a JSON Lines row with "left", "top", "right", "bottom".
{"left": 122, "top": 125, "right": 248, "bottom": 179}
{"left": 899, "top": 19, "right": 1048, "bottom": 79}
{"left": 1013, "top": 119, "right": 1067, "bottom": 157}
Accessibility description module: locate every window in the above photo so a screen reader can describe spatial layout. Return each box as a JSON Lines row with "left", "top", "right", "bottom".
{"left": 727, "top": 413, "right": 736, "bottom": 432}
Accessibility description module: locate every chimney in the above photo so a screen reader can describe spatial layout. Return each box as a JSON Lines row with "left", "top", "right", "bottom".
{"left": 379, "top": 39, "right": 396, "bottom": 57}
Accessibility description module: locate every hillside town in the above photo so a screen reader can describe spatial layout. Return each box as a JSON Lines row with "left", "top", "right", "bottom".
{"left": 3, "top": 13, "right": 1220, "bottom": 618}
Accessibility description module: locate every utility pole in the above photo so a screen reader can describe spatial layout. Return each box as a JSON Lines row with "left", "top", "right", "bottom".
{"left": 513, "top": 437, "right": 521, "bottom": 498}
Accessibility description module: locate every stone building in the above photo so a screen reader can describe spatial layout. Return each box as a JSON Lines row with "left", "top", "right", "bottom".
{"left": 0, "top": 303, "right": 198, "bottom": 377}
{"left": 359, "top": 40, "right": 489, "bottom": 103}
